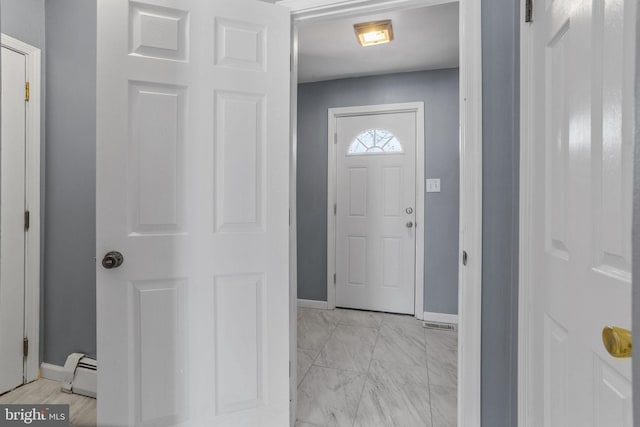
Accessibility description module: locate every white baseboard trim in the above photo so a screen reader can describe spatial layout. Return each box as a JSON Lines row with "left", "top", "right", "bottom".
{"left": 40, "top": 363, "right": 66, "bottom": 382}
{"left": 423, "top": 311, "right": 458, "bottom": 325}
{"left": 297, "top": 299, "right": 328, "bottom": 309}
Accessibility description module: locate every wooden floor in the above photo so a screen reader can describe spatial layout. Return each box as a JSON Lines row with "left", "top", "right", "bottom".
{"left": 0, "top": 379, "right": 96, "bottom": 427}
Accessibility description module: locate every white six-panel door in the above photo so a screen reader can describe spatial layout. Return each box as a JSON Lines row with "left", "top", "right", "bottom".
{"left": 96, "top": 1, "right": 290, "bottom": 425}
{"left": 334, "top": 111, "right": 417, "bottom": 314}
{"left": 525, "top": 0, "right": 635, "bottom": 424}
{"left": 0, "top": 46, "right": 27, "bottom": 395}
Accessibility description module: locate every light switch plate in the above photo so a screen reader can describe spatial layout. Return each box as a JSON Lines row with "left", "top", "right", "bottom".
{"left": 426, "top": 178, "right": 441, "bottom": 193}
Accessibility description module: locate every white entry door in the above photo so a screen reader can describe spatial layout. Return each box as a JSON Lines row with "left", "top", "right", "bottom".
{"left": 96, "top": 1, "right": 290, "bottom": 426}
{"left": 334, "top": 110, "right": 417, "bottom": 314}
{"left": 525, "top": 0, "right": 635, "bottom": 424}
{"left": 0, "top": 46, "right": 27, "bottom": 395}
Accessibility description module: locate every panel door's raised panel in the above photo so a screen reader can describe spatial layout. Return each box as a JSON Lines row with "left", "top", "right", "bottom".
{"left": 214, "top": 91, "right": 265, "bottom": 233}
{"left": 214, "top": 18, "right": 266, "bottom": 71}
{"left": 382, "top": 167, "right": 401, "bottom": 217}
{"left": 545, "top": 22, "right": 571, "bottom": 260}
{"left": 349, "top": 168, "right": 367, "bottom": 217}
{"left": 129, "top": 2, "right": 189, "bottom": 61}
{"left": 214, "top": 274, "right": 264, "bottom": 414}
{"left": 591, "top": 0, "right": 633, "bottom": 281}
{"left": 593, "top": 356, "right": 632, "bottom": 427}
{"left": 348, "top": 236, "right": 366, "bottom": 285}
{"left": 544, "top": 314, "right": 568, "bottom": 427}
{"left": 382, "top": 238, "right": 402, "bottom": 288}
{"left": 131, "top": 279, "right": 187, "bottom": 426}
{"left": 129, "top": 82, "right": 186, "bottom": 236}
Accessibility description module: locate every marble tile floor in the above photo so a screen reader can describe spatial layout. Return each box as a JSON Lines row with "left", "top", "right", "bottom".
{"left": 0, "top": 308, "right": 455, "bottom": 427}
{"left": 296, "top": 307, "right": 457, "bottom": 427}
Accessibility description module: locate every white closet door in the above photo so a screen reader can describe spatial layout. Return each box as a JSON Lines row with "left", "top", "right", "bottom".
{"left": 0, "top": 46, "right": 27, "bottom": 395}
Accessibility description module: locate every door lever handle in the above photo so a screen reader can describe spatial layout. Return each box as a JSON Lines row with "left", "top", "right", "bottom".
{"left": 602, "top": 326, "right": 632, "bottom": 358}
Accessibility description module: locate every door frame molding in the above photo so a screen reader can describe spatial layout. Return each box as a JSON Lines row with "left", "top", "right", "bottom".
{"left": 286, "top": 0, "right": 483, "bottom": 425}
{"left": 518, "top": 1, "right": 535, "bottom": 425}
{"left": 1, "top": 33, "right": 42, "bottom": 384}
{"left": 326, "top": 102, "right": 425, "bottom": 316}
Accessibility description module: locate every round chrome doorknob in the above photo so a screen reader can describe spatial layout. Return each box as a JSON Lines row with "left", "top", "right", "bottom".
{"left": 406, "top": 221, "right": 414, "bottom": 228}
{"left": 102, "top": 251, "right": 124, "bottom": 269}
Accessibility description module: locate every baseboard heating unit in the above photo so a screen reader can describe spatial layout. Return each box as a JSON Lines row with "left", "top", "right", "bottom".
{"left": 60, "top": 353, "right": 97, "bottom": 398}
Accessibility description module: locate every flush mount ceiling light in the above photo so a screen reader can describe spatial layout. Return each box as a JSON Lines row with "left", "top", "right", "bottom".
{"left": 353, "top": 19, "right": 394, "bottom": 47}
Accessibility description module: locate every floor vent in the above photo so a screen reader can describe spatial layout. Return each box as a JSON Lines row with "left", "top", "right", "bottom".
{"left": 60, "top": 353, "right": 96, "bottom": 399}
{"left": 422, "top": 321, "right": 457, "bottom": 331}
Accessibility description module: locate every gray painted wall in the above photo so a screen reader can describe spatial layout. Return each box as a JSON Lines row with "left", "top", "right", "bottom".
{"left": 481, "top": 0, "right": 520, "bottom": 425}
{"left": 297, "top": 69, "right": 460, "bottom": 315}
{"left": 43, "top": 0, "right": 97, "bottom": 365}
{"left": 1, "top": 0, "right": 44, "bottom": 49}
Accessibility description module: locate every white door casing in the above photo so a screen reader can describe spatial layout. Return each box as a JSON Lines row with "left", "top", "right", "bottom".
{"left": 0, "top": 46, "right": 27, "bottom": 395}
{"left": 96, "top": 0, "right": 290, "bottom": 425}
{"left": 327, "top": 102, "right": 425, "bottom": 317}
{"left": 519, "top": 0, "right": 636, "bottom": 425}
{"left": 334, "top": 111, "right": 417, "bottom": 314}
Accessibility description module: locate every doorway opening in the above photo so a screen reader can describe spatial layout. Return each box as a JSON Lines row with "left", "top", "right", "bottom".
{"left": 289, "top": 0, "right": 482, "bottom": 424}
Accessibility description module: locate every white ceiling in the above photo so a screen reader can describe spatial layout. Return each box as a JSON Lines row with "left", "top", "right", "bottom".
{"left": 297, "top": 2, "right": 459, "bottom": 83}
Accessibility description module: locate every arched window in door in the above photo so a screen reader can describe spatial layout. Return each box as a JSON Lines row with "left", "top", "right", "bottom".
{"left": 347, "top": 128, "right": 403, "bottom": 155}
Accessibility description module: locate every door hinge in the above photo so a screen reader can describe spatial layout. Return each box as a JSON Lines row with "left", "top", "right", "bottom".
{"left": 24, "top": 210, "right": 30, "bottom": 231}
{"left": 25, "top": 82, "right": 30, "bottom": 102}
{"left": 334, "top": 133, "right": 337, "bottom": 144}
{"left": 462, "top": 250, "right": 468, "bottom": 266}
{"left": 334, "top": 203, "right": 337, "bottom": 215}
{"left": 333, "top": 273, "right": 336, "bottom": 284}
{"left": 23, "top": 338, "right": 29, "bottom": 357}
{"left": 525, "top": 0, "right": 533, "bottom": 22}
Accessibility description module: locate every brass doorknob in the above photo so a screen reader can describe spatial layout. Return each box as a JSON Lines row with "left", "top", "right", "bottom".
{"left": 602, "top": 326, "right": 632, "bottom": 358}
